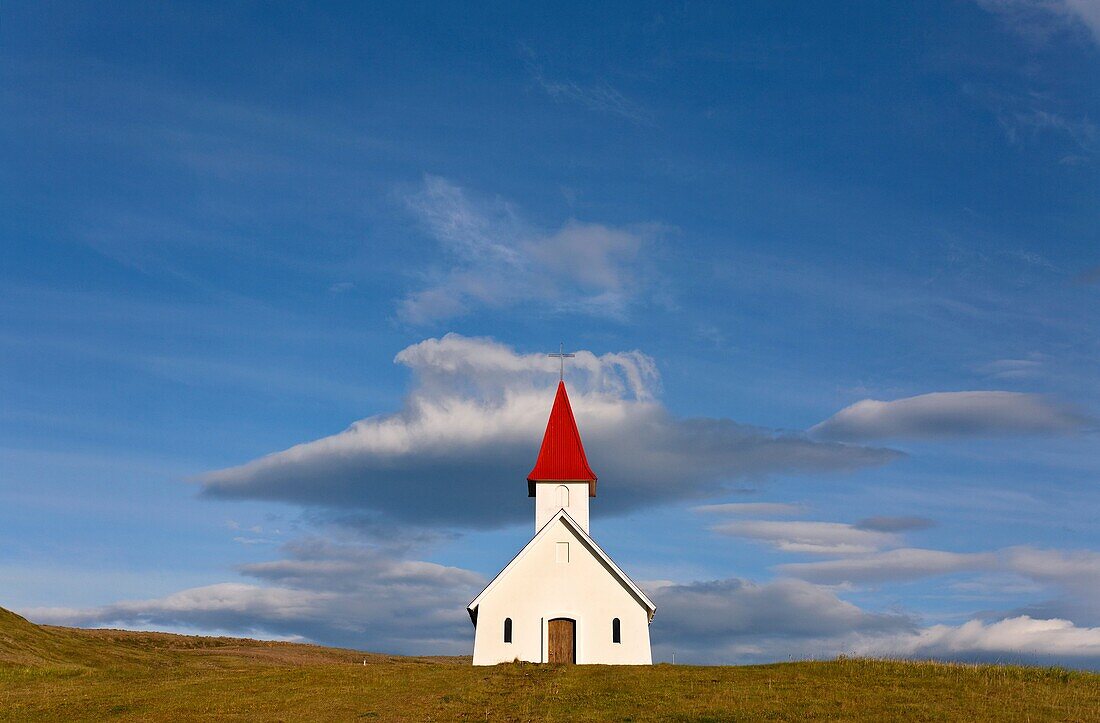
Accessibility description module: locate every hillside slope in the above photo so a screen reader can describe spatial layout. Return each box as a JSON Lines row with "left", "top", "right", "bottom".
{"left": 1, "top": 606, "right": 1097, "bottom": 722}
{"left": 0, "top": 607, "right": 46, "bottom": 663}
{"left": 0, "top": 605, "right": 411, "bottom": 668}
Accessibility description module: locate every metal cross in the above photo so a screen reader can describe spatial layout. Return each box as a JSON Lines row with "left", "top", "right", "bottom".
{"left": 548, "top": 342, "right": 575, "bottom": 381}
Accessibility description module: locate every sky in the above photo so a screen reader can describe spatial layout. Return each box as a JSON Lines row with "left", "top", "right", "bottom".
{"left": 2, "top": 1, "right": 1099, "bottom": 667}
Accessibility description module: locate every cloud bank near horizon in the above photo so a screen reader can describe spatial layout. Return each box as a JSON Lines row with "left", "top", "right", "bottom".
{"left": 200, "top": 334, "right": 898, "bottom": 530}
{"left": 27, "top": 539, "right": 484, "bottom": 655}
{"left": 28, "top": 552, "right": 1100, "bottom": 667}
{"left": 648, "top": 576, "right": 1100, "bottom": 667}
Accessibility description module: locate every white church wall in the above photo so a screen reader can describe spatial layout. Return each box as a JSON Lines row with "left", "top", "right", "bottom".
{"left": 471, "top": 518, "right": 652, "bottom": 665}
{"left": 533, "top": 482, "right": 590, "bottom": 533}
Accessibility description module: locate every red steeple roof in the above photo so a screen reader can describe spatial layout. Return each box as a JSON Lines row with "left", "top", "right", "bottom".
{"left": 527, "top": 381, "right": 597, "bottom": 497}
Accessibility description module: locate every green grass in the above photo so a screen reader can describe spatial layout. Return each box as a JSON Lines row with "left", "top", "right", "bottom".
{"left": 2, "top": 607, "right": 1097, "bottom": 721}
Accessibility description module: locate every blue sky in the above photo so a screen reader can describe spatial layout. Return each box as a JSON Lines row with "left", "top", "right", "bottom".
{"left": 2, "top": 1, "right": 1099, "bottom": 665}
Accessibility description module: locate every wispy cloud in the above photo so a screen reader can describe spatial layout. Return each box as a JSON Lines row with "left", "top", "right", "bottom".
{"left": 976, "top": 357, "right": 1046, "bottom": 380}
{"left": 976, "top": 0, "right": 1100, "bottom": 45}
{"left": 233, "top": 536, "right": 278, "bottom": 545}
{"left": 398, "top": 176, "right": 660, "bottom": 324}
{"left": 693, "top": 502, "right": 806, "bottom": 516}
{"left": 963, "top": 80, "right": 1097, "bottom": 163}
{"left": 810, "top": 391, "right": 1091, "bottom": 442}
{"left": 998, "top": 108, "right": 1098, "bottom": 153}
{"left": 520, "top": 48, "right": 654, "bottom": 125}
{"left": 779, "top": 548, "right": 999, "bottom": 584}
{"left": 532, "top": 75, "right": 655, "bottom": 125}
{"left": 854, "top": 516, "right": 937, "bottom": 533}
{"left": 710, "top": 520, "right": 898, "bottom": 555}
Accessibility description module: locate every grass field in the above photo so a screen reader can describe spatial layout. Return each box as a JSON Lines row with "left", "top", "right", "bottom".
{"left": 2, "top": 606, "right": 1097, "bottom": 721}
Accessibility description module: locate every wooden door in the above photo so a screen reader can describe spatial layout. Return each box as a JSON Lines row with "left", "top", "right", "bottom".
{"left": 548, "top": 618, "right": 575, "bottom": 664}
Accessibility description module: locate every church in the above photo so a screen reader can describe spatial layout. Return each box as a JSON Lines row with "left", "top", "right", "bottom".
{"left": 467, "top": 379, "right": 656, "bottom": 665}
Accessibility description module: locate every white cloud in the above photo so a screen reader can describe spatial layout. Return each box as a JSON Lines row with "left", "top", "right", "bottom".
{"left": 856, "top": 616, "right": 1100, "bottom": 665}
{"left": 398, "top": 176, "right": 658, "bottom": 324}
{"left": 647, "top": 577, "right": 913, "bottom": 663}
{"left": 201, "top": 334, "right": 897, "bottom": 530}
{"left": 710, "top": 520, "right": 897, "bottom": 555}
{"left": 778, "top": 548, "right": 998, "bottom": 584}
{"left": 810, "top": 391, "right": 1090, "bottom": 441}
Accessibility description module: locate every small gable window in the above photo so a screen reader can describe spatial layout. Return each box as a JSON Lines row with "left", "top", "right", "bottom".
{"left": 612, "top": 618, "right": 621, "bottom": 644}
{"left": 504, "top": 617, "right": 513, "bottom": 643}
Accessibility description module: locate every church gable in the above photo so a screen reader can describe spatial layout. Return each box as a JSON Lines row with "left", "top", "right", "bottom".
{"left": 467, "top": 510, "right": 656, "bottom": 622}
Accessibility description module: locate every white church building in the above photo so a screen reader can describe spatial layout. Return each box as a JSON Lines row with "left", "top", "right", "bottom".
{"left": 467, "top": 380, "right": 656, "bottom": 665}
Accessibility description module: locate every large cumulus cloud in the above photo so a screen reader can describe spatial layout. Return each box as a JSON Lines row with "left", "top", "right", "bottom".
{"left": 200, "top": 334, "right": 898, "bottom": 529}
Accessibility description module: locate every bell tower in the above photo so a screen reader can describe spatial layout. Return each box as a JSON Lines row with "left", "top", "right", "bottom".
{"left": 527, "top": 380, "right": 597, "bottom": 533}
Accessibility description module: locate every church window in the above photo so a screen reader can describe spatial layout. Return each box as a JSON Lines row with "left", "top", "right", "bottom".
{"left": 557, "top": 485, "right": 569, "bottom": 507}
{"left": 612, "top": 618, "right": 621, "bottom": 643}
{"left": 504, "top": 617, "right": 512, "bottom": 643}
{"left": 556, "top": 541, "right": 569, "bottom": 563}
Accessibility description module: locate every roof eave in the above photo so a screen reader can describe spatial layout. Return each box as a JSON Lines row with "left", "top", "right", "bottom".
{"left": 526, "top": 478, "right": 598, "bottom": 497}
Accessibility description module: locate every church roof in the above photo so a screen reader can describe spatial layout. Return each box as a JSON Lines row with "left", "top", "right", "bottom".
{"left": 527, "top": 381, "right": 597, "bottom": 497}
{"left": 466, "top": 509, "right": 657, "bottom": 624}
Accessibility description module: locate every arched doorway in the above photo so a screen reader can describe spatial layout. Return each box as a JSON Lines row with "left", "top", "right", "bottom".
{"left": 547, "top": 618, "right": 576, "bottom": 664}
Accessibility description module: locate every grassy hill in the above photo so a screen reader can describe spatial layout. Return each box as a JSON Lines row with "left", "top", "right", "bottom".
{"left": 1, "top": 607, "right": 1097, "bottom": 721}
